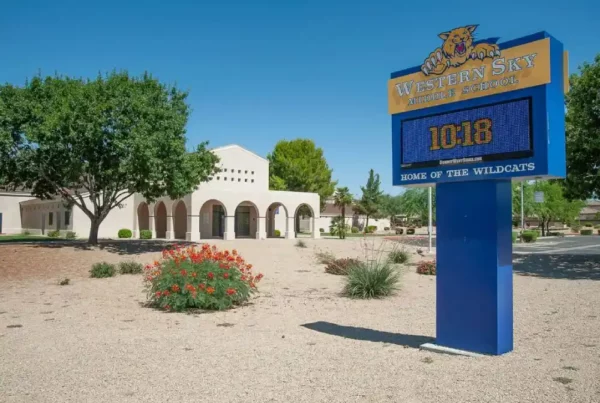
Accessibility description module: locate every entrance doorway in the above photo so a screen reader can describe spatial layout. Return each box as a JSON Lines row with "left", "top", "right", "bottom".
{"left": 212, "top": 205, "right": 225, "bottom": 237}
{"left": 235, "top": 206, "right": 251, "bottom": 237}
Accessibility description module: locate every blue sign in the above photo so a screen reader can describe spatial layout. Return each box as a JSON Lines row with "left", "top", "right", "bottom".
{"left": 401, "top": 98, "right": 532, "bottom": 167}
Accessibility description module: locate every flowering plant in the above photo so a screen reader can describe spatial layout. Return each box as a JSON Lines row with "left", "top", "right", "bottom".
{"left": 144, "top": 244, "right": 263, "bottom": 311}
{"left": 416, "top": 260, "right": 436, "bottom": 275}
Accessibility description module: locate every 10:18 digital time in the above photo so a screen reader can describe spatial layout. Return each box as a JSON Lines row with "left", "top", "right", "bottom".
{"left": 429, "top": 118, "right": 493, "bottom": 150}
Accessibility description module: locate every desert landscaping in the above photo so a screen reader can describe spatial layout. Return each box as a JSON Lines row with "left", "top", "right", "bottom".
{"left": 0, "top": 237, "right": 598, "bottom": 403}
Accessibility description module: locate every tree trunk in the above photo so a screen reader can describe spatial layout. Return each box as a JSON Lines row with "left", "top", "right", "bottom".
{"left": 88, "top": 218, "right": 102, "bottom": 245}
{"left": 540, "top": 220, "right": 546, "bottom": 237}
{"left": 341, "top": 207, "right": 346, "bottom": 239}
{"left": 365, "top": 216, "right": 369, "bottom": 232}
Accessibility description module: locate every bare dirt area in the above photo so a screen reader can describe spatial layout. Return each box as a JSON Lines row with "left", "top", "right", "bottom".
{"left": 0, "top": 238, "right": 599, "bottom": 403}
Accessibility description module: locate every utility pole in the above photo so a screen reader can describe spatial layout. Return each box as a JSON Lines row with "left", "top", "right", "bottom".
{"left": 428, "top": 186, "right": 433, "bottom": 254}
{"left": 521, "top": 183, "right": 525, "bottom": 231}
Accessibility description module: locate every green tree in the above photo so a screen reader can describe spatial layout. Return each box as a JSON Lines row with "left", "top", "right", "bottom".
{"left": 356, "top": 169, "right": 384, "bottom": 229}
{"left": 531, "top": 181, "right": 585, "bottom": 236}
{"left": 267, "top": 139, "right": 336, "bottom": 211}
{"left": 0, "top": 72, "right": 219, "bottom": 244}
{"left": 564, "top": 54, "right": 600, "bottom": 200}
{"left": 401, "top": 188, "right": 435, "bottom": 225}
{"left": 380, "top": 194, "right": 404, "bottom": 226}
{"left": 333, "top": 186, "right": 353, "bottom": 239}
{"left": 511, "top": 181, "right": 535, "bottom": 226}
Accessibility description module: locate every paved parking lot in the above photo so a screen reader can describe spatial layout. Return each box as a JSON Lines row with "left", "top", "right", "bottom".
{"left": 513, "top": 235, "right": 600, "bottom": 255}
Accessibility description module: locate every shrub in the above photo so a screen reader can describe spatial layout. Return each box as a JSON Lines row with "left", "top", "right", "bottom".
{"left": 521, "top": 230, "right": 538, "bottom": 243}
{"left": 140, "top": 229, "right": 152, "bottom": 239}
{"left": 319, "top": 228, "right": 324, "bottom": 233}
{"left": 512, "top": 231, "right": 518, "bottom": 243}
{"left": 406, "top": 228, "right": 416, "bottom": 235}
{"left": 343, "top": 263, "right": 399, "bottom": 299}
{"left": 351, "top": 226, "right": 359, "bottom": 234}
{"left": 118, "top": 228, "right": 132, "bottom": 239}
{"left": 580, "top": 229, "right": 593, "bottom": 236}
{"left": 388, "top": 249, "right": 410, "bottom": 264}
{"left": 584, "top": 224, "right": 593, "bottom": 228}
{"left": 21, "top": 229, "right": 31, "bottom": 236}
{"left": 65, "top": 231, "right": 77, "bottom": 239}
{"left": 315, "top": 250, "right": 336, "bottom": 265}
{"left": 366, "top": 225, "right": 377, "bottom": 233}
{"left": 59, "top": 278, "right": 70, "bottom": 286}
{"left": 295, "top": 239, "right": 307, "bottom": 248}
{"left": 595, "top": 224, "right": 600, "bottom": 229}
{"left": 416, "top": 260, "right": 436, "bottom": 275}
{"left": 47, "top": 230, "right": 61, "bottom": 238}
{"left": 90, "top": 262, "right": 116, "bottom": 278}
{"left": 274, "top": 229, "right": 281, "bottom": 237}
{"left": 325, "top": 258, "right": 361, "bottom": 275}
{"left": 571, "top": 225, "right": 581, "bottom": 233}
{"left": 119, "top": 261, "right": 144, "bottom": 274}
{"left": 548, "top": 231, "right": 565, "bottom": 237}
{"left": 384, "top": 227, "right": 390, "bottom": 231}
{"left": 395, "top": 227, "right": 404, "bottom": 235}
{"left": 144, "top": 244, "right": 263, "bottom": 311}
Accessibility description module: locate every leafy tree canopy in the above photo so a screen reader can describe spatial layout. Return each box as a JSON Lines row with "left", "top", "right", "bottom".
{"left": 355, "top": 169, "right": 384, "bottom": 227}
{"left": 564, "top": 54, "right": 600, "bottom": 200}
{"left": 333, "top": 186, "right": 353, "bottom": 238}
{"left": 401, "top": 187, "right": 435, "bottom": 224}
{"left": 0, "top": 71, "right": 219, "bottom": 244}
{"left": 531, "top": 181, "right": 585, "bottom": 235}
{"left": 267, "top": 139, "right": 336, "bottom": 210}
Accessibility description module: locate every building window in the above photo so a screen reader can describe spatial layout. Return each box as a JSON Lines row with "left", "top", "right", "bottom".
{"left": 245, "top": 170, "right": 248, "bottom": 174}
{"left": 251, "top": 171, "right": 254, "bottom": 175}
{"left": 230, "top": 177, "right": 234, "bottom": 181}
{"left": 49, "top": 212, "right": 53, "bottom": 226}
{"left": 216, "top": 176, "right": 220, "bottom": 180}
{"left": 238, "top": 170, "right": 241, "bottom": 173}
{"left": 251, "top": 179, "right": 254, "bottom": 183}
{"left": 65, "top": 211, "right": 71, "bottom": 226}
{"left": 224, "top": 177, "right": 227, "bottom": 181}
{"left": 223, "top": 168, "right": 227, "bottom": 172}
{"left": 238, "top": 178, "right": 241, "bottom": 182}
{"left": 245, "top": 179, "right": 248, "bottom": 182}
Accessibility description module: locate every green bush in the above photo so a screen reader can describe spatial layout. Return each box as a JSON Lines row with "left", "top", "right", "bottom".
{"left": 145, "top": 244, "right": 263, "bottom": 311}
{"left": 140, "top": 230, "right": 152, "bottom": 239}
{"left": 406, "top": 228, "right": 415, "bottom": 235}
{"left": 351, "top": 226, "right": 359, "bottom": 233}
{"left": 47, "top": 230, "right": 61, "bottom": 238}
{"left": 319, "top": 228, "right": 324, "bottom": 233}
{"left": 21, "top": 229, "right": 31, "bottom": 236}
{"left": 548, "top": 231, "right": 565, "bottom": 237}
{"left": 395, "top": 227, "right": 404, "bottom": 235}
{"left": 521, "top": 230, "right": 538, "bottom": 243}
{"left": 366, "top": 225, "right": 377, "bottom": 233}
{"left": 65, "top": 231, "right": 77, "bottom": 239}
{"left": 384, "top": 227, "right": 390, "bottom": 231}
{"left": 416, "top": 260, "right": 436, "bottom": 275}
{"left": 594, "top": 224, "right": 600, "bottom": 229}
{"left": 584, "top": 224, "right": 593, "bottom": 228}
{"left": 274, "top": 229, "right": 281, "bottom": 237}
{"left": 343, "top": 263, "right": 399, "bottom": 299}
{"left": 119, "top": 261, "right": 144, "bottom": 274}
{"left": 512, "top": 232, "right": 518, "bottom": 243}
{"left": 90, "top": 262, "right": 116, "bottom": 278}
{"left": 295, "top": 239, "right": 307, "bottom": 248}
{"left": 325, "top": 258, "right": 361, "bottom": 275}
{"left": 580, "top": 229, "right": 593, "bottom": 236}
{"left": 571, "top": 225, "right": 581, "bottom": 233}
{"left": 118, "top": 228, "right": 132, "bottom": 239}
{"left": 388, "top": 249, "right": 410, "bottom": 264}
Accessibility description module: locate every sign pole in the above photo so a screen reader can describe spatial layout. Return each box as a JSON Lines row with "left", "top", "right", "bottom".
{"left": 521, "top": 183, "right": 525, "bottom": 231}
{"left": 428, "top": 186, "right": 433, "bottom": 254}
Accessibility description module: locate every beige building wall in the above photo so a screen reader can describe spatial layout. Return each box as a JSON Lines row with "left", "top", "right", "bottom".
{"left": 20, "top": 198, "right": 74, "bottom": 235}
{"left": 0, "top": 192, "right": 36, "bottom": 234}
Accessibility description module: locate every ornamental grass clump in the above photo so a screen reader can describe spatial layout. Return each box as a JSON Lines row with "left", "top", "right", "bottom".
{"left": 144, "top": 244, "right": 263, "bottom": 312}
{"left": 343, "top": 263, "right": 399, "bottom": 299}
{"left": 325, "top": 258, "right": 361, "bottom": 275}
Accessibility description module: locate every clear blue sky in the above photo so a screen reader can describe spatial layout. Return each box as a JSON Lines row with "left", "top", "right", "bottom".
{"left": 1, "top": 0, "right": 597, "bottom": 196}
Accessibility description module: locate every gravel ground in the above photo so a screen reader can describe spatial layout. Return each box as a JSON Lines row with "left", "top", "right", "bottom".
{"left": 0, "top": 238, "right": 599, "bottom": 403}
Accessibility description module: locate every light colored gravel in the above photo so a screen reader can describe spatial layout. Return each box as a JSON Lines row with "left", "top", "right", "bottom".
{"left": 0, "top": 237, "right": 598, "bottom": 403}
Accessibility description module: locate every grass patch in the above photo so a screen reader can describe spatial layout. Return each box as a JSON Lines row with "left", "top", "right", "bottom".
{"left": 118, "top": 261, "right": 144, "bottom": 274}
{"left": 314, "top": 250, "right": 336, "bottom": 265}
{"left": 90, "top": 262, "right": 116, "bottom": 278}
{"left": 388, "top": 249, "right": 410, "bottom": 264}
{"left": 343, "top": 262, "right": 400, "bottom": 299}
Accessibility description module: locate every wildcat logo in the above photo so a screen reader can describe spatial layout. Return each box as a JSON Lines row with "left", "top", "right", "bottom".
{"left": 422, "top": 25, "right": 500, "bottom": 76}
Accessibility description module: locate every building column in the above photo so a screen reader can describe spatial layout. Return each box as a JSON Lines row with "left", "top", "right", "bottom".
{"left": 186, "top": 214, "right": 200, "bottom": 242}
{"left": 148, "top": 215, "right": 156, "bottom": 239}
{"left": 312, "top": 218, "right": 320, "bottom": 239}
{"left": 256, "top": 216, "right": 267, "bottom": 240}
{"left": 285, "top": 216, "right": 296, "bottom": 239}
{"left": 224, "top": 216, "right": 236, "bottom": 240}
{"left": 132, "top": 205, "right": 139, "bottom": 239}
{"left": 166, "top": 215, "right": 175, "bottom": 240}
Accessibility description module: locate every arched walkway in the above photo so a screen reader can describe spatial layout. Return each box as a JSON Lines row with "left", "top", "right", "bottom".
{"left": 295, "top": 204, "right": 314, "bottom": 237}
{"left": 266, "top": 202, "right": 288, "bottom": 238}
{"left": 137, "top": 202, "right": 149, "bottom": 233}
{"left": 199, "top": 199, "right": 227, "bottom": 239}
{"left": 235, "top": 201, "right": 258, "bottom": 239}
{"left": 155, "top": 202, "right": 167, "bottom": 239}
{"left": 173, "top": 201, "right": 187, "bottom": 240}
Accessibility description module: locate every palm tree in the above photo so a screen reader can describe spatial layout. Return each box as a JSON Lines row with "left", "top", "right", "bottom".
{"left": 333, "top": 187, "right": 353, "bottom": 239}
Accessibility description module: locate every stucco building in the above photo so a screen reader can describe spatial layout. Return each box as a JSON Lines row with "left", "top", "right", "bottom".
{"left": 5, "top": 145, "right": 321, "bottom": 241}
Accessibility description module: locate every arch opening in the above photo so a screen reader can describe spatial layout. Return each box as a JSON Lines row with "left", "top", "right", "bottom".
{"left": 173, "top": 201, "right": 187, "bottom": 240}
{"left": 137, "top": 202, "right": 150, "bottom": 235}
{"left": 155, "top": 202, "right": 167, "bottom": 239}
{"left": 199, "top": 199, "right": 227, "bottom": 239}
{"left": 295, "top": 204, "right": 314, "bottom": 237}
{"left": 266, "top": 202, "right": 288, "bottom": 238}
{"left": 234, "top": 201, "right": 258, "bottom": 239}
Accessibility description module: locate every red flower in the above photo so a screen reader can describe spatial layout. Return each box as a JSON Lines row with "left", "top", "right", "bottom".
{"left": 185, "top": 284, "right": 195, "bottom": 292}
{"left": 226, "top": 288, "right": 236, "bottom": 295}
{"left": 180, "top": 269, "right": 187, "bottom": 277}
{"left": 223, "top": 273, "right": 229, "bottom": 279}
{"left": 232, "top": 249, "right": 238, "bottom": 256}
{"left": 255, "top": 273, "right": 264, "bottom": 281}
{"left": 171, "top": 284, "right": 180, "bottom": 292}
{"left": 191, "top": 272, "right": 197, "bottom": 278}
{"left": 247, "top": 264, "right": 253, "bottom": 269}
{"left": 206, "top": 286, "right": 215, "bottom": 295}
{"left": 207, "top": 272, "right": 214, "bottom": 280}
{"left": 155, "top": 291, "right": 162, "bottom": 297}
{"left": 162, "top": 290, "right": 170, "bottom": 296}
{"left": 164, "top": 305, "right": 171, "bottom": 311}
{"left": 198, "top": 283, "right": 206, "bottom": 290}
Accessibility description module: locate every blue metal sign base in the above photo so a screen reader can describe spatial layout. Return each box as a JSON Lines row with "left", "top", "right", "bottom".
{"left": 436, "top": 179, "right": 513, "bottom": 355}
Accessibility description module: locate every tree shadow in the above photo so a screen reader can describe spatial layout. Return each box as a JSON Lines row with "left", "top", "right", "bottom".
{"left": 301, "top": 321, "right": 433, "bottom": 348}
{"left": 513, "top": 253, "right": 600, "bottom": 280}
{"left": 30, "top": 239, "right": 197, "bottom": 255}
